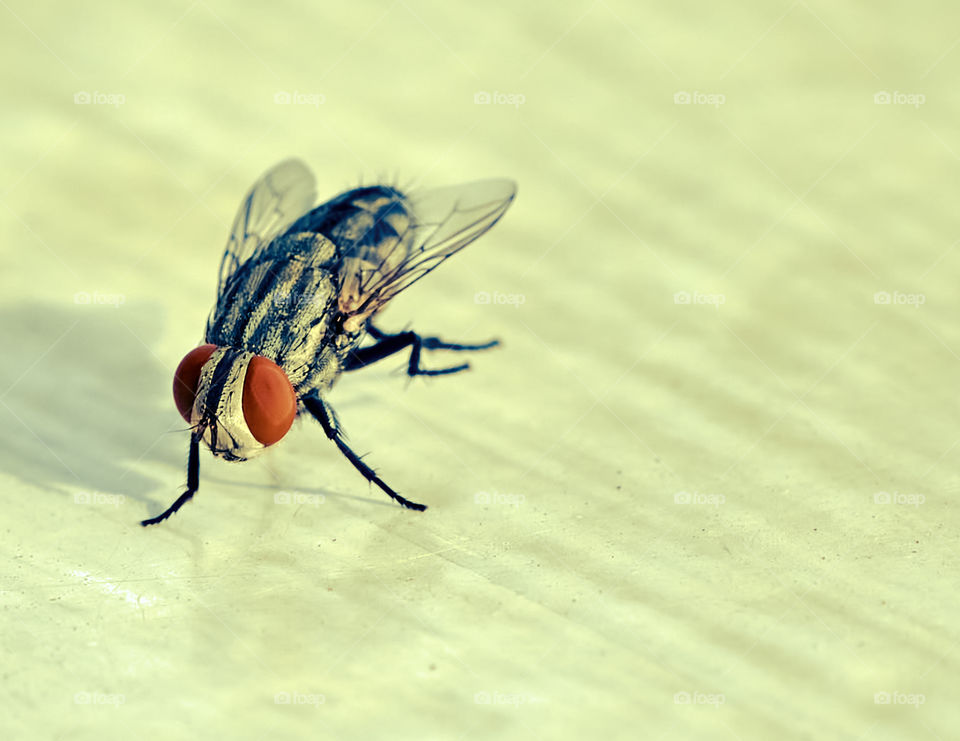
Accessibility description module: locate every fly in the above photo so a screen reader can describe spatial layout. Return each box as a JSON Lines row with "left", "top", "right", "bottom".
{"left": 141, "top": 159, "right": 516, "bottom": 526}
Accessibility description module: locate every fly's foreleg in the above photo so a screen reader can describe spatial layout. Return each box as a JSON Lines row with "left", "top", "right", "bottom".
{"left": 141, "top": 433, "right": 200, "bottom": 526}
{"left": 343, "top": 322, "right": 498, "bottom": 377}
{"left": 302, "top": 395, "right": 426, "bottom": 511}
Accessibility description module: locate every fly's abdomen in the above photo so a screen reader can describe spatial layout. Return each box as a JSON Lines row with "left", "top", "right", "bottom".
{"left": 285, "top": 186, "right": 415, "bottom": 316}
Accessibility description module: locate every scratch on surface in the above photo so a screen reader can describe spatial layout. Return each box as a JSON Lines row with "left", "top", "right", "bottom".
{"left": 70, "top": 569, "right": 160, "bottom": 609}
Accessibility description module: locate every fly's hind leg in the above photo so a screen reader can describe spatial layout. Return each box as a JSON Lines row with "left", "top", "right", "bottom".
{"left": 302, "top": 395, "right": 427, "bottom": 511}
{"left": 343, "top": 322, "right": 498, "bottom": 377}
{"left": 142, "top": 433, "right": 200, "bottom": 526}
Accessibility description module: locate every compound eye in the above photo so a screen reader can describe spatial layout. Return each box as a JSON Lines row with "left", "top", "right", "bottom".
{"left": 242, "top": 356, "right": 297, "bottom": 446}
{"left": 173, "top": 344, "right": 218, "bottom": 422}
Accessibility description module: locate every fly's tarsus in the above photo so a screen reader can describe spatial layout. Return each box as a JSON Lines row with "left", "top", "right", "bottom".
{"left": 302, "top": 395, "right": 427, "bottom": 511}
{"left": 141, "top": 434, "right": 201, "bottom": 526}
{"left": 344, "top": 324, "right": 500, "bottom": 377}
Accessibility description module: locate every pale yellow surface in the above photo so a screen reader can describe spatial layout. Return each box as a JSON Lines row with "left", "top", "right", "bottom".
{"left": 1, "top": 2, "right": 957, "bottom": 739}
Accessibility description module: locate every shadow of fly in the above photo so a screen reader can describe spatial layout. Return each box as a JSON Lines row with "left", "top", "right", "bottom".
{"left": 142, "top": 159, "right": 516, "bottom": 526}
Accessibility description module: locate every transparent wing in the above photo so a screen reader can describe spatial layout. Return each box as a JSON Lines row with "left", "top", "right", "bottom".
{"left": 216, "top": 159, "right": 317, "bottom": 303}
{"left": 338, "top": 178, "right": 516, "bottom": 322}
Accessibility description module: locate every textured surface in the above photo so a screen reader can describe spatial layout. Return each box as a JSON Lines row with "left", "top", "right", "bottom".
{"left": 1, "top": 2, "right": 957, "bottom": 739}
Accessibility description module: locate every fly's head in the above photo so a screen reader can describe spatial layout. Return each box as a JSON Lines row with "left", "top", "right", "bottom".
{"left": 173, "top": 345, "right": 297, "bottom": 461}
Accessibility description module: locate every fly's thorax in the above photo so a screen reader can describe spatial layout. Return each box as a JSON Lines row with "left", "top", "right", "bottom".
{"left": 205, "top": 245, "right": 340, "bottom": 391}
{"left": 173, "top": 345, "right": 297, "bottom": 461}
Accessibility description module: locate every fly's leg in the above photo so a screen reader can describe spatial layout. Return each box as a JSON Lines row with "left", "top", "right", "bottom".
{"left": 343, "top": 322, "right": 499, "bottom": 377}
{"left": 302, "top": 395, "right": 427, "bottom": 511}
{"left": 141, "top": 433, "right": 200, "bottom": 526}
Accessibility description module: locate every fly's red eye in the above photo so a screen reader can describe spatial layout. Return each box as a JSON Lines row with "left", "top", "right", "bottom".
{"left": 242, "top": 356, "right": 296, "bottom": 446}
{"left": 173, "top": 344, "right": 218, "bottom": 423}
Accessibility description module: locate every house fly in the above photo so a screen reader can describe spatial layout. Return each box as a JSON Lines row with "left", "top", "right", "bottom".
{"left": 141, "top": 159, "right": 516, "bottom": 526}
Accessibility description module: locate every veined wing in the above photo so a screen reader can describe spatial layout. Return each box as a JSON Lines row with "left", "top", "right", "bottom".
{"left": 215, "top": 159, "right": 317, "bottom": 314}
{"left": 337, "top": 178, "right": 516, "bottom": 326}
